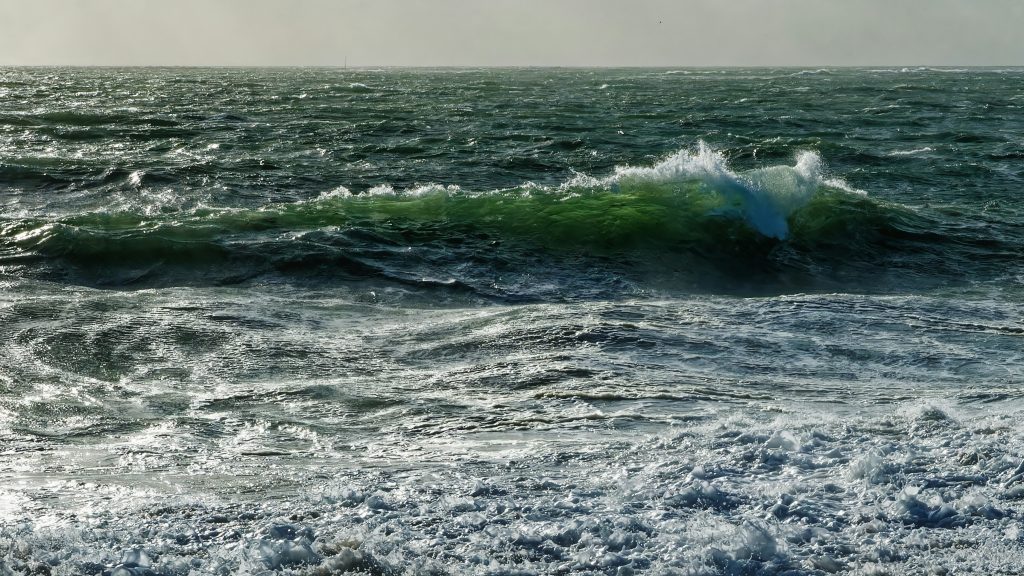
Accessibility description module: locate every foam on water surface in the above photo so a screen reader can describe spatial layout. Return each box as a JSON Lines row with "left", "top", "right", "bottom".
{"left": 1, "top": 287, "right": 1022, "bottom": 574}
{"left": 3, "top": 399, "right": 1024, "bottom": 575}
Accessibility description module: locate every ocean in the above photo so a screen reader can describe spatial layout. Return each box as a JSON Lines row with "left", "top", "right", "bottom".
{"left": 1, "top": 67, "right": 1022, "bottom": 575}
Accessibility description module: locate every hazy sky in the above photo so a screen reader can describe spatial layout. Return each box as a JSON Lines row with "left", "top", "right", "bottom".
{"left": 1, "top": 0, "right": 1022, "bottom": 66}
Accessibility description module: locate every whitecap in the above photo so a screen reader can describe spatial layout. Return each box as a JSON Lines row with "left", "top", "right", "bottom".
{"left": 608, "top": 142, "right": 854, "bottom": 239}
{"left": 127, "top": 170, "right": 145, "bottom": 188}
{"left": 790, "top": 68, "right": 832, "bottom": 76}
{"left": 887, "top": 147, "right": 935, "bottom": 156}
{"left": 316, "top": 185, "right": 353, "bottom": 200}
{"left": 319, "top": 142, "right": 862, "bottom": 240}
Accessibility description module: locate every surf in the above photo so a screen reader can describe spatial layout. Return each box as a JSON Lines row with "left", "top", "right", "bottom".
{"left": 0, "top": 144, "right": 982, "bottom": 295}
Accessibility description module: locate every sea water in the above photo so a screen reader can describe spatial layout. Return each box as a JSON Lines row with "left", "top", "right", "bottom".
{"left": 1, "top": 67, "right": 1023, "bottom": 574}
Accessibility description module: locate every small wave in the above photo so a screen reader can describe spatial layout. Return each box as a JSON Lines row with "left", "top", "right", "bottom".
{"left": 203, "top": 112, "right": 251, "bottom": 123}
{"left": 790, "top": 69, "right": 832, "bottom": 76}
{"left": 868, "top": 67, "right": 971, "bottom": 74}
{"left": 887, "top": 147, "right": 935, "bottom": 157}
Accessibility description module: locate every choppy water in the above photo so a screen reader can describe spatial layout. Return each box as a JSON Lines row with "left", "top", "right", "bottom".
{"left": 1, "top": 67, "right": 1023, "bottom": 575}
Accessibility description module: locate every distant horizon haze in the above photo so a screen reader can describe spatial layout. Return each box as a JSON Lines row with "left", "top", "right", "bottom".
{"left": 1, "top": 0, "right": 1022, "bottom": 67}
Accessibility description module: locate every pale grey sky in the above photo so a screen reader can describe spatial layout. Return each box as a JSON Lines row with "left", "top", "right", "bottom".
{"left": 0, "top": 0, "right": 1021, "bottom": 66}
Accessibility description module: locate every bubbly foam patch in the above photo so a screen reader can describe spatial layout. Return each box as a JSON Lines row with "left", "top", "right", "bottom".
{"left": 3, "top": 404, "right": 1023, "bottom": 575}
{"left": 607, "top": 142, "right": 852, "bottom": 239}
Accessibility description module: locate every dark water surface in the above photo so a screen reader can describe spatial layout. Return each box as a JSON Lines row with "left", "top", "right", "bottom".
{"left": 1, "top": 67, "right": 1023, "bottom": 574}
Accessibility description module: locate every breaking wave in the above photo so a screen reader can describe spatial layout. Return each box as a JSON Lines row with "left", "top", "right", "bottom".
{"left": 0, "top": 144, "right": 1000, "bottom": 295}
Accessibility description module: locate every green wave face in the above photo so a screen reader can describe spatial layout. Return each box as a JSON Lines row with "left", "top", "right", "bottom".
{"left": 277, "top": 182, "right": 758, "bottom": 251}
{"left": 0, "top": 144, "right": 1014, "bottom": 297}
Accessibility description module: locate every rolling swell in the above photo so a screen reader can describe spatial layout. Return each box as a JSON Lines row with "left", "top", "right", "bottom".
{"left": 0, "top": 145, "right": 993, "bottom": 296}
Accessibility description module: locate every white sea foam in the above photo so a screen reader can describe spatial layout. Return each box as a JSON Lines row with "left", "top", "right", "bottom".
{"left": 888, "top": 146, "right": 935, "bottom": 156}
{"left": 608, "top": 142, "right": 855, "bottom": 239}
{"left": 4, "top": 401, "right": 1023, "bottom": 575}
{"left": 316, "top": 185, "right": 353, "bottom": 199}
{"left": 790, "top": 68, "right": 833, "bottom": 76}
{"left": 127, "top": 170, "right": 145, "bottom": 188}
{"left": 0, "top": 287, "right": 1021, "bottom": 575}
{"left": 364, "top": 183, "right": 462, "bottom": 197}
{"left": 869, "top": 67, "right": 971, "bottom": 74}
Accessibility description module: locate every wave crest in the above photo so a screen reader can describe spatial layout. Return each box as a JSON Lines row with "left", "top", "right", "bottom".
{"left": 603, "top": 143, "right": 854, "bottom": 239}
{"left": 1, "top": 144, "right": 934, "bottom": 294}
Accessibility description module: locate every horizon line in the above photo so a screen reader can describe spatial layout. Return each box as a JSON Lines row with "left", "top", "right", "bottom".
{"left": 1, "top": 64, "right": 1022, "bottom": 69}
